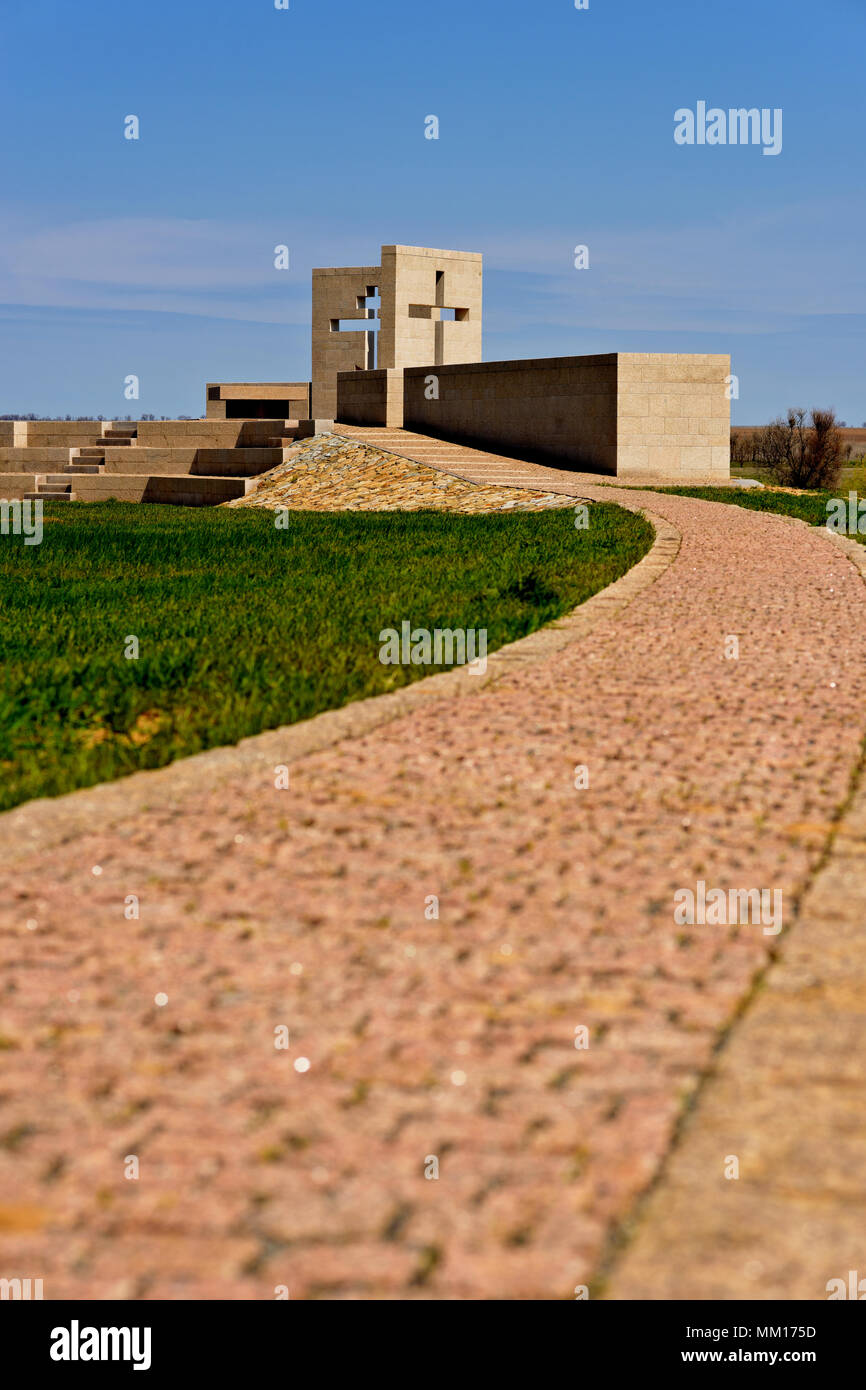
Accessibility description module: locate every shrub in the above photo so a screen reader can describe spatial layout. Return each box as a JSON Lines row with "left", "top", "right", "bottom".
{"left": 753, "top": 408, "right": 844, "bottom": 489}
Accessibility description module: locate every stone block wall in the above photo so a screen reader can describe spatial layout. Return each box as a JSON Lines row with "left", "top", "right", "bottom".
{"left": 205, "top": 382, "right": 311, "bottom": 420}
{"left": 379, "top": 245, "right": 482, "bottom": 374}
{"left": 402, "top": 354, "right": 620, "bottom": 473}
{"left": 311, "top": 264, "right": 382, "bottom": 418}
{"left": 312, "top": 245, "right": 482, "bottom": 420}
{"left": 336, "top": 369, "right": 404, "bottom": 428}
{"left": 338, "top": 352, "right": 731, "bottom": 481}
{"left": 616, "top": 354, "right": 730, "bottom": 479}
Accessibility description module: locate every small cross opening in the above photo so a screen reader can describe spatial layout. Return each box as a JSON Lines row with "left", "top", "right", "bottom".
{"left": 329, "top": 285, "right": 381, "bottom": 368}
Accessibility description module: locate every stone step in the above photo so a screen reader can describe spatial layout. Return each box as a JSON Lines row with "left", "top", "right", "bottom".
{"left": 74, "top": 448, "right": 107, "bottom": 459}
{"left": 23, "top": 489, "right": 76, "bottom": 501}
{"left": 102, "top": 434, "right": 134, "bottom": 444}
{"left": 62, "top": 464, "right": 104, "bottom": 475}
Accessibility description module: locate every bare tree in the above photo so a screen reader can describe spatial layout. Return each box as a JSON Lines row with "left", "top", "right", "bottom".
{"left": 730, "top": 430, "right": 754, "bottom": 465}
{"left": 754, "top": 408, "right": 844, "bottom": 488}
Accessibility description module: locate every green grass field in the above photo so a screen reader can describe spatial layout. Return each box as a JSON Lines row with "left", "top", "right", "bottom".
{"left": 0, "top": 500, "right": 653, "bottom": 812}
{"left": 656, "top": 483, "right": 865, "bottom": 539}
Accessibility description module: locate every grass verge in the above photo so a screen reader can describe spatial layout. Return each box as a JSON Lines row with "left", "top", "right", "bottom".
{"left": 653, "top": 485, "right": 865, "bottom": 538}
{"left": 0, "top": 500, "right": 653, "bottom": 811}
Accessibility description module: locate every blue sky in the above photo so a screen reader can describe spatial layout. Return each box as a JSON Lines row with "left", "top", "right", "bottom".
{"left": 1, "top": 0, "right": 863, "bottom": 423}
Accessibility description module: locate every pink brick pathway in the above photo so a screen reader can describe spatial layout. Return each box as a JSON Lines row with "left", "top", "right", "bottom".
{"left": 1, "top": 433, "right": 864, "bottom": 1299}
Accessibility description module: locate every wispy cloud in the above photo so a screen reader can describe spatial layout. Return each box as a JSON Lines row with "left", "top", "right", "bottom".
{"left": 0, "top": 214, "right": 319, "bottom": 322}
{"left": 1, "top": 201, "right": 865, "bottom": 347}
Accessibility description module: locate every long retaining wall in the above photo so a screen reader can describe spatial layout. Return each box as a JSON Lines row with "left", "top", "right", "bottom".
{"left": 0, "top": 420, "right": 286, "bottom": 449}
{"left": 0, "top": 447, "right": 284, "bottom": 477}
{"left": 337, "top": 352, "right": 731, "bottom": 481}
{"left": 404, "top": 354, "right": 618, "bottom": 474}
{"left": 336, "top": 369, "right": 404, "bottom": 428}
{"left": 0, "top": 473, "right": 36, "bottom": 499}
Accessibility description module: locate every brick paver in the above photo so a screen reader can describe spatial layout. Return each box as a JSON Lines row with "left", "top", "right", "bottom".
{"left": 1, "top": 431, "right": 864, "bottom": 1300}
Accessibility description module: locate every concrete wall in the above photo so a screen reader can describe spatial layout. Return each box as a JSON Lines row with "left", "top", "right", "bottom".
{"left": 135, "top": 420, "right": 280, "bottom": 448}
{"left": 380, "top": 245, "right": 482, "bottom": 375}
{"left": 0, "top": 418, "right": 281, "bottom": 507}
{"left": 101, "top": 448, "right": 198, "bottom": 474}
{"left": 143, "top": 476, "right": 250, "bottom": 505}
{"left": 0, "top": 448, "right": 69, "bottom": 469}
{"left": 0, "top": 423, "right": 28, "bottom": 446}
{"left": 312, "top": 245, "right": 483, "bottom": 421}
{"left": 402, "top": 354, "right": 619, "bottom": 474}
{"left": 616, "top": 353, "right": 730, "bottom": 480}
{"left": 205, "top": 382, "right": 310, "bottom": 420}
{"left": 311, "top": 264, "right": 382, "bottom": 418}
{"left": 0, "top": 473, "right": 36, "bottom": 498}
{"left": 51, "top": 475, "right": 250, "bottom": 505}
{"left": 1, "top": 420, "right": 290, "bottom": 450}
{"left": 19, "top": 423, "right": 104, "bottom": 447}
{"left": 98, "top": 448, "right": 282, "bottom": 476}
{"left": 336, "top": 369, "right": 404, "bottom": 428}
{"left": 392, "top": 352, "right": 730, "bottom": 480}
{"left": 191, "top": 450, "right": 283, "bottom": 477}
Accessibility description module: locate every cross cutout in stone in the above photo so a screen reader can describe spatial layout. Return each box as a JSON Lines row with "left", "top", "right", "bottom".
{"left": 329, "top": 286, "right": 381, "bottom": 368}
{"left": 409, "top": 271, "right": 469, "bottom": 364}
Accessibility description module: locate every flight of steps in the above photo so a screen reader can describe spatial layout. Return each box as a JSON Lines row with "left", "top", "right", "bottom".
{"left": 333, "top": 424, "right": 563, "bottom": 489}
{"left": 266, "top": 421, "right": 301, "bottom": 447}
{"left": 67, "top": 447, "right": 106, "bottom": 473}
{"left": 103, "top": 425, "right": 137, "bottom": 445}
{"left": 23, "top": 425, "right": 139, "bottom": 501}
{"left": 26, "top": 449, "right": 106, "bottom": 499}
{"left": 66, "top": 425, "right": 137, "bottom": 475}
{"left": 23, "top": 478, "right": 77, "bottom": 502}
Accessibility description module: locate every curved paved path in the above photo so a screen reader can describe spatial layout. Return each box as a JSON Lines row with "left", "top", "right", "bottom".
{"left": 2, "top": 433, "right": 865, "bottom": 1300}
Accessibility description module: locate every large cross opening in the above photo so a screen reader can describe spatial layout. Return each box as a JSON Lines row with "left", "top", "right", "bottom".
{"left": 330, "top": 286, "right": 381, "bottom": 369}
{"left": 408, "top": 270, "right": 469, "bottom": 365}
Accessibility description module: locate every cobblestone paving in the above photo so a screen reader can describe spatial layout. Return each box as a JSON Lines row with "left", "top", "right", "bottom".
{"left": 226, "top": 432, "right": 574, "bottom": 512}
{"left": 1, "top": 431, "right": 865, "bottom": 1300}
{"left": 608, "top": 793, "right": 866, "bottom": 1300}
